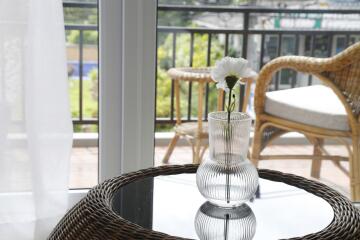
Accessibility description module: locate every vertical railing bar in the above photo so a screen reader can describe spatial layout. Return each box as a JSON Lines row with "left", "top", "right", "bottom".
{"left": 204, "top": 85, "right": 210, "bottom": 120}
{"left": 190, "top": 33, "right": 194, "bottom": 66}
{"left": 242, "top": 12, "right": 249, "bottom": 59}
{"left": 172, "top": 33, "right": 176, "bottom": 70}
{"left": 222, "top": 33, "right": 229, "bottom": 110}
{"left": 328, "top": 34, "right": 333, "bottom": 57}
{"left": 275, "top": 33, "right": 282, "bottom": 90}
{"left": 205, "top": 33, "right": 212, "bottom": 120}
{"left": 346, "top": 34, "right": 350, "bottom": 47}
{"left": 207, "top": 34, "right": 212, "bottom": 66}
{"left": 291, "top": 34, "right": 299, "bottom": 88}
{"left": 239, "top": 12, "right": 250, "bottom": 111}
{"left": 170, "top": 32, "right": 176, "bottom": 121}
{"left": 188, "top": 33, "right": 194, "bottom": 121}
{"left": 240, "top": 13, "right": 249, "bottom": 111}
{"left": 259, "top": 33, "right": 265, "bottom": 69}
{"left": 79, "top": 30, "right": 84, "bottom": 121}
{"left": 239, "top": 86, "right": 245, "bottom": 112}
{"left": 224, "top": 33, "right": 229, "bottom": 56}
{"left": 308, "top": 35, "right": 315, "bottom": 86}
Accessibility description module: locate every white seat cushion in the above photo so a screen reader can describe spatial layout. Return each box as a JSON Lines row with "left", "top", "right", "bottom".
{"left": 264, "top": 85, "right": 349, "bottom": 131}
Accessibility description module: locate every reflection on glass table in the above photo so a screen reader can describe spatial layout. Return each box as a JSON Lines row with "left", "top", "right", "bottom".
{"left": 195, "top": 202, "right": 256, "bottom": 240}
{"left": 112, "top": 174, "right": 333, "bottom": 240}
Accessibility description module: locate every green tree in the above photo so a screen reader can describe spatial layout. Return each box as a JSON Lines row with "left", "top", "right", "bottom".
{"left": 66, "top": 30, "right": 98, "bottom": 45}
{"left": 63, "top": 6, "right": 97, "bottom": 25}
{"left": 156, "top": 32, "right": 224, "bottom": 130}
{"left": 70, "top": 69, "right": 98, "bottom": 133}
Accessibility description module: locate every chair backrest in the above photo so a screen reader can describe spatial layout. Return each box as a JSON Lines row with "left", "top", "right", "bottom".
{"left": 255, "top": 42, "right": 360, "bottom": 128}
{"left": 319, "top": 42, "right": 360, "bottom": 117}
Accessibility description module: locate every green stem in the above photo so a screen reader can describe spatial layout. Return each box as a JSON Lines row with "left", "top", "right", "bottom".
{"left": 225, "top": 88, "right": 232, "bottom": 203}
{"left": 227, "top": 88, "right": 232, "bottom": 124}
{"left": 224, "top": 76, "right": 237, "bottom": 204}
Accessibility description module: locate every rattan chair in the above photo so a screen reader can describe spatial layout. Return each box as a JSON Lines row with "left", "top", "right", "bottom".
{"left": 251, "top": 42, "right": 360, "bottom": 201}
{"left": 162, "top": 67, "right": 254, "bottom": 164}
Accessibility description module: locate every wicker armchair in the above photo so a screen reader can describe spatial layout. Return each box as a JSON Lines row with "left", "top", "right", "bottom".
{"left": 251, "top": 42, "right": 360, "bottom": 201}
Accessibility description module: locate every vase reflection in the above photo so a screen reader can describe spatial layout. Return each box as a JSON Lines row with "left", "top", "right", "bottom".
{"left": 194, "top": 201, "right": 256, "bottom": 240}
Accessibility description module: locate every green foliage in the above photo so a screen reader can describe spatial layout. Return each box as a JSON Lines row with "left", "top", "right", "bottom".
{"left": 69, "top": 69, "right": 98, "bottom": 132}
{"left": 63, "top": 4, "right": 98, "bottom": 46}
{"left": 156, "top": 124, "right": 175, "bottom": 132}
{"left": 158, "top": 0, "right": 251, "bottom": 5}
{"left": 66, "top": 30, "right": 98, "bottom": 45}
{"left": 88, "top": 68, "right": 98, "bottom": 102}
{"left": 158, "top": 10, "right": 198, "bottom": 29}
{"left": 156, "top": 67, "right": 172, "bottom": 118}
{"left": 64, "top": 1, "right": 247, "bottom": 132}
{"left": 158, "top": 0, "right": 197, "bottom": 4}
{"left": 63, "top": 7, "right": 97, "bottom": 25}
{"left": 156, "top": 32, "right": 225, "bottom": 132}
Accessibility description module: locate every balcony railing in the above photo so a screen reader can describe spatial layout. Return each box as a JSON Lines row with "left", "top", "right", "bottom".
{"left": 62, "top": 2, "right": 360, "bottom": 131}
{"left": 63, "top": 2, "right": 98, "bottom": 130}
{"left": 156, "top": 4, "right": 360, "bottom": 128}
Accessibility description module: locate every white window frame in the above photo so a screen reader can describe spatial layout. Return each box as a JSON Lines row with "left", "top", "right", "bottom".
{"left": 98, "top": 0, "right": 157, "bottom": 181}
{"left": 69, "top": 0, "right": 157, "bottom": 206}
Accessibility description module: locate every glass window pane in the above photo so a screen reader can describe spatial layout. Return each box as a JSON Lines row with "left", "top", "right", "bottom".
{"left": 64, "top": 1, "right": 99, "bottom": 189}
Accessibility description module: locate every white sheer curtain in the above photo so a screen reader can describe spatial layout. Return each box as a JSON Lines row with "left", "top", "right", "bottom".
{"left": 0, "top": 0, "right": 72, "bottom": 239}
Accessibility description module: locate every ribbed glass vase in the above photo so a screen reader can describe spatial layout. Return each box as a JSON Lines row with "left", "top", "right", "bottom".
{"left": 194, "top": 202, "right": 256, "bottom": 240}
{"left": 196, "top": 111, "right": 259, "bottom": 208}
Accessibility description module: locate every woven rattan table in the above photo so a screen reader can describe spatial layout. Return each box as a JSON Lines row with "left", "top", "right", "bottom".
{"left": 49, "top": 165, "right": 360, "bottom": 240}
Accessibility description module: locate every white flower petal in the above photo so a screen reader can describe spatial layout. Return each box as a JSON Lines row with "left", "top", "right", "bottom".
{"left": 211, "top": 56, "right": 256, "bottom": 89}
{"left": 242, "top": 68, "right": 258, "bottom": 78}
{"left": 216, "top": 82, "right": 229, "bottom": 92}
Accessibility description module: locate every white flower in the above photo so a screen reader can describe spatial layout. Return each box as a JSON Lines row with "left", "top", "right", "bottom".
{"left": 210, "top": 57, "right": 257, "bottom": 92}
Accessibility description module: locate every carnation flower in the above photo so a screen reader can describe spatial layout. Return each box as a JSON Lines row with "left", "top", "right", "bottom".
{"left": 210, "top": 57, "right": 256, "bottom": 92}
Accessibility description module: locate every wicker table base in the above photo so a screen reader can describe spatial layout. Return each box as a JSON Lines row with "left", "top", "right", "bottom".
{"left": 49, "top": 165, "right": 360, "bottom": 240}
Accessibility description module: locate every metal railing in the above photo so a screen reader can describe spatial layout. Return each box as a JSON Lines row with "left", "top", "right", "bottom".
{"left": 156, "top": 4, "right": 360, "bottom": 126}
{"left": 62, "top": 2, "right": 360, "bottom": 129}
{"left": 63, "top": 2, "right": 98, "bottom": 127}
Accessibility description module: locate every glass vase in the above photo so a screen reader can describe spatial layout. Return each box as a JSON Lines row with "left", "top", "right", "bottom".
{"left": 196, "top": 111, "right": 259, "bottom": 208}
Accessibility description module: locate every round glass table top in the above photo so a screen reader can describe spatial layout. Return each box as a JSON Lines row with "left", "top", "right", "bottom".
{"left": 111, "top": 173, "right": 333, "bottom": 240}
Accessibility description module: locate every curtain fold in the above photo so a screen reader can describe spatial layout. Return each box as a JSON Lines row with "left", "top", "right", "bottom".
{"left": 0, "top": 0, "right": 72, "bottom": 239}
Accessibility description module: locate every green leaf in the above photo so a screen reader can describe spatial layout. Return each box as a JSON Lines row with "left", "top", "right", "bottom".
{"left": 229, "top": 101, "right": 236, "bottom": 112}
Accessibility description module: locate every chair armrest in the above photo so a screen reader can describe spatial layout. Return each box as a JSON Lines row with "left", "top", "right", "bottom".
{"left": 255, "top": 55, "right": 328, "bottom": 115}
{"left": 255, "top": 42, "right": 360, "bottom": 116}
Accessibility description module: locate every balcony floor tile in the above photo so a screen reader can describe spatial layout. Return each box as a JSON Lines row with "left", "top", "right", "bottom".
{"left": 70, "top": 144, "right": 350, "bottom": 199}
